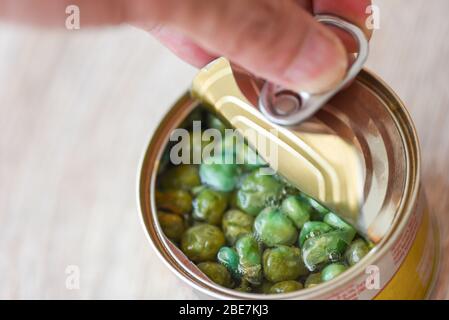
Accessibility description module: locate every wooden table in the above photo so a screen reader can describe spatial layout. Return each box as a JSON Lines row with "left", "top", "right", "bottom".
{"left": 1, "top": 0, "right": 448, "bottom": 299}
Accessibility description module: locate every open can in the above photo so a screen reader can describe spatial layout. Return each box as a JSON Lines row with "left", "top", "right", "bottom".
{"left": 138, "top": 64, "right": 440, "bottom": 299}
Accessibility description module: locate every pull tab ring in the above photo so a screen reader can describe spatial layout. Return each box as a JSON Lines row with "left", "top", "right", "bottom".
{"left": 259, "top": 15, "right": 369, "bottom": 126}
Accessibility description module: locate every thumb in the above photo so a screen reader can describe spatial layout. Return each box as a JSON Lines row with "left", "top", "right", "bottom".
{"left": 144, "top": 0, "right": 348, "bottom": 94}
{"left": 0, "top": 0, "right": 347, "bottom": 93}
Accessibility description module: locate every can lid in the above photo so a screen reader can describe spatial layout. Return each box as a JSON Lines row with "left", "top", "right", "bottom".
{"left": 192, "top": 57, "right": 366, "bottom": 236}
{"left": 139, "top": 63, "right": 417, "bottom": 299}
{"left": 192, "top": 57, "right": 410, "bottom": 243}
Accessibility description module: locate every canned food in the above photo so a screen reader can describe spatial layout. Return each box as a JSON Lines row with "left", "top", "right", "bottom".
{"left": 138, "top": 68, "right": 439, "bottom": 299}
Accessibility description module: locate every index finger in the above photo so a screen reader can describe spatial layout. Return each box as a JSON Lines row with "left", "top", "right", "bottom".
{"left": 313, "top": 0, "right": 373, "bottom": 52}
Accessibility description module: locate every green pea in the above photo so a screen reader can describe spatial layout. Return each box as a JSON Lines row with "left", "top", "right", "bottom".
{"left": 323, "top": 212, "right": 354, "bottom": 230}
{"left": 192, "top": 188, "right": 228, "bottom": 225}
{"left": 269, "top": 280, "right": 303, "bottom": 294}
{"left": 323, "top": 212, "right": 356, "bottom": 243}
{"left": 298, "top": 221, "right": 333, "bottom": 247}
{"left": 200, "top": 155, "right": 239, "bottom": 192}
{"left": 321, "top": 263, "right": 348, "bottom": 282}
{"left": 235, "top": 279, "right": 252, "bottom": 293}
{"left": 281, "top": 196, "right": 311, "bottom": 229}
{"left": 345, "top": 239, "right": 370, "bottom": 266}
{"left": 217, "top": 246, "right": 240, "bottom": 278}
{"left": 235, "top": 234, "right": 263, "bottom": 285}
{"left": 207, "top": 114, "right": 228, "bottom": 133}
{"left": 160, "top": 165, "right": 201, "bottom": 191}
{"left": 302, "top": 230, "right": 350, "bottom": 271}
{"left": 158, "top": 211, "right": 186, "bottom": 242}
{"left": 256, "top": 280, "right": 275, "bottom": 294}
{"left": 180, "top": 224, "right": 225, "bottom": 262}
{"left": 197, "top": 262, "right": 233, "bottom": 288}
{"left": 263, "top": 246, "right": 308, "bottom": 282}
{"left": 304, "top": 273, "right": 322, "bottom": 288}
{"left": 254, "top": 207, "right": 298, "bottom": 247}
{"left": 156, "top": 190, "right": 192, "bottom": 215}
{"left": 304, "top": 196, "right": 330, "bottom": 220}
{"left": 222, "top": 209, "right": 254, "bottom": 245}
{"left": 236, "top": 169, "right": 284, "bottom": 216}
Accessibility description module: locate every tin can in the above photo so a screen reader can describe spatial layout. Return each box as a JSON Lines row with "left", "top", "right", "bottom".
{"left": 137, "top": 69, "right": 440, "bottom": 300}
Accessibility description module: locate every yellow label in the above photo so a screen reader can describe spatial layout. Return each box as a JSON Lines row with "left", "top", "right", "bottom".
{"left": 375, "top": 206, "right": 437, "bottom": 300}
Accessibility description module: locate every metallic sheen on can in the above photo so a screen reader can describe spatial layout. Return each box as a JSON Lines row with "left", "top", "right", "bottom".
{"left": 138, "top": 70, "right": 440, "bottom": 300}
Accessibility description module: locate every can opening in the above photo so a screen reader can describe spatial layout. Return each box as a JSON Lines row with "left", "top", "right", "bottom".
{"left": 139, "top": 70, "right": 421, "bottom": 299}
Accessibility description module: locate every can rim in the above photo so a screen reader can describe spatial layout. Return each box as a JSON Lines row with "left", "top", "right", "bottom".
{"left": 137, "top": 69, "right": 422, "bottom": 299}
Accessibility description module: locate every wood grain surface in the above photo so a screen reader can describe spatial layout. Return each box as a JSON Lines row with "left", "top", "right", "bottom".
{"left": 1, "top": 0, "right": 448, "bottom": 299}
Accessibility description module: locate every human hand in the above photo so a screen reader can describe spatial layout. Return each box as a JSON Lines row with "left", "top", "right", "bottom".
{"left": 0, "top": 0, "right": 372, "bottom": 93}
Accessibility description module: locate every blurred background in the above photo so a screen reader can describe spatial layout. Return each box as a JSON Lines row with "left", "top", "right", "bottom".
{"left": 1, "top": 0, "right": 449, "bottom": 299}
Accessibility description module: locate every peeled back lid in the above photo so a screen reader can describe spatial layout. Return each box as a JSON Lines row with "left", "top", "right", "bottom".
{"left": 192, "top": 58, "right": 413, "bottom": 243}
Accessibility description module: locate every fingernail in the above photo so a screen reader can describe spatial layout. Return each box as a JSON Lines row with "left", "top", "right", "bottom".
{"left": 283, "top": 26, "right": 348, "bottom": 94}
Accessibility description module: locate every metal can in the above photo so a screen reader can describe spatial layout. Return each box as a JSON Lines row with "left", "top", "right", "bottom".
{"left": 137, "top": 69, "right": 440, "bottom": 300}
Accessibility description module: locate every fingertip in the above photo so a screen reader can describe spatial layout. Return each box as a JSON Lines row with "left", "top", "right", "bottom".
{"left": 282, "top": 25, "right": 348, "bottom": 94}
{"left": 325, "top": 26, "right": 371, "bottom": 53}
